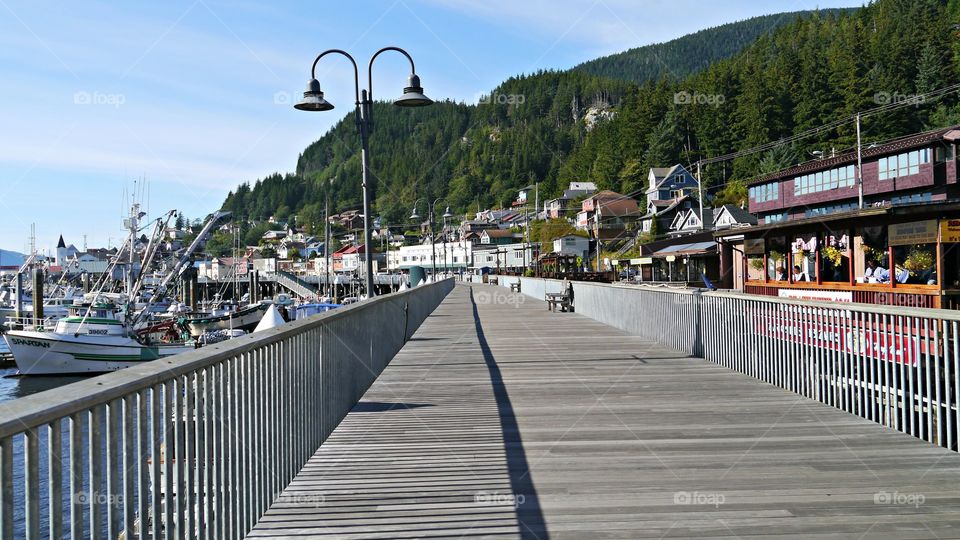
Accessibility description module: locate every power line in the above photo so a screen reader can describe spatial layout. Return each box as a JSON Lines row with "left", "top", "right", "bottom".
{"left": 693, "top": 81, "right": 960, "bottom": 168}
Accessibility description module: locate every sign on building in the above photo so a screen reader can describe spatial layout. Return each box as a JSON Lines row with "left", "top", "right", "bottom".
{"left": 940, "top": 219, "right": 960, "bottom": 243}
{"left": 744, "top": 238, "right": 766, "bottom": 255}
{"left": 889, "top": 220, "right": 938, "bottom": 246}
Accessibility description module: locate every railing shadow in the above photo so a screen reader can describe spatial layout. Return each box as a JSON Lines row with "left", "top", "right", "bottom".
{"left": 351, "top": 401, "right": 434, "bottom": 412}
{"left": 468, "top": 287, "right": 549, "bottom": 540}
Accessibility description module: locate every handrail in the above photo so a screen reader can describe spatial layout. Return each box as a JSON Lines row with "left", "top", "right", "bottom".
{"left": 520, "top": 275, "right": 960, "bottom": 321}
{"left": 0, "top": 277, "right": 454, "bottom": 538}
{"left": 501, "top": 275, "right": 960, "bottom": 454}
{"left": 0, "top": 279, "right": 447, "bottom": 439}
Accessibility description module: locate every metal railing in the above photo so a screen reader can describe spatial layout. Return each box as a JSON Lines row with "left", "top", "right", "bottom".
{"left": 501, "top": 276, "right": 960, "bottom": 451}
{"left": 274, "top": 270, "right": 318, "bottom": 299}
{"left": 0, "top": 278, "right": 453, "bottom": 538}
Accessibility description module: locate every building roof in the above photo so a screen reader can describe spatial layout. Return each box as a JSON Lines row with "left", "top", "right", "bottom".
{"left": 648, "top": 164, "right": 690, "bottom": 190}
{"left": 715, "top": 204, "right": 756, "bottom": 225}
{"left": 56, "top": 235, "right": 65, "bottom": 249}
{"left": 483, "top": 229, "right": 515, "bottom": 238}
{"left": 561, "top": 188, "right": 593, "bottom": 199}
{"left": 749, "top": 125, "right": 960, "bottom": 186}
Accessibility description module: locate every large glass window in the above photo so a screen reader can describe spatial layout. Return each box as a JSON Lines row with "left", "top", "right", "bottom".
{"left": 749, "top": 182, "right": 779, "bottom": 203}
{"left": 794, "top": 165, "right": 855, "bottom": 196}
{"left": 879, "top": 149, "right": 930, "bottom": 180}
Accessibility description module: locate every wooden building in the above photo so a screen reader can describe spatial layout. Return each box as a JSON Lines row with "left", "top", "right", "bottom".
{"left": 717, "top": 125, "right": 960, "bottom": 308}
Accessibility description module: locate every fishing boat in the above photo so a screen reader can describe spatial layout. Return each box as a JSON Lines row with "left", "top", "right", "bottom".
{"left": 3, "top": 302, "right": 195, "bottom": 376}
{"left": 2, "top": 205, "right": 232, "bottom": 376}
{"left": 181, "top": 302, "right": 269, "bottom": 337}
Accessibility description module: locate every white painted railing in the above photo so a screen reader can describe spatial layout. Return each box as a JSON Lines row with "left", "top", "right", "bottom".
{"left": 0, "top": 279, "right": 453, "bottom": 538}
{"left": 500, "top": 276, "right": 960, "bottom": 451}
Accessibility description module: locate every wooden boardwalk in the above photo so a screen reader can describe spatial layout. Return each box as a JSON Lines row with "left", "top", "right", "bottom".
{"left": 249, "top": 284, "right": 960, "bottom": 539}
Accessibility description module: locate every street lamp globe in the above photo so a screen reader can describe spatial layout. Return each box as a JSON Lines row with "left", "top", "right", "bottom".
{"left": 394, "top": 74, "right": 433, "bottom": 107}
{"left": 443, "top": 206, "right": 453, "bottom": 219}
{"left": 294, "top": 79, "right": 334, "bottom": 112}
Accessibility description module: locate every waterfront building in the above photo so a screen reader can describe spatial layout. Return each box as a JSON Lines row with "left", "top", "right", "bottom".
{"left": 717, "top": 125, "right": 960, "bottom": 308}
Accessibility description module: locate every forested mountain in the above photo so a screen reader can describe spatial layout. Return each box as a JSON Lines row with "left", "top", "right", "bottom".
{"left": 572, "top": 9, "right": 856, "bottom": 84}
{"left": 226, "top": 71, "right": 633, "bottom": 231}
{"left": 561, "top": 0, "right": 960, "bottom": 200}
{"left": 223, "top": 0, "right": 960, "bottom": 243}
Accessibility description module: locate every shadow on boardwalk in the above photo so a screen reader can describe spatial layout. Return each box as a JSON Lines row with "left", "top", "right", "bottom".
{"left": 468, "top": 286, "right": 549, "bottom": 539}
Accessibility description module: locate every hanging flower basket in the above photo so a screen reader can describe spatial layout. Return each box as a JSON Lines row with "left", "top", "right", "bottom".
{"left": 822, "top": 246, "right": 844, "bottom": 267}
{"left": 861, "top": 244, "right": 883, "bottom": 260}
{"left": 904, "top": 246, "right": 934, "bottom": 274}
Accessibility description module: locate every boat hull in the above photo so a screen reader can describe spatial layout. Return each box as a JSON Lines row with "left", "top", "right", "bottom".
{"left": 3, "top": 331, "right": 194, "bottom": 375}
{"left": 184, "top": 303, "right": 268, "bottom": 337}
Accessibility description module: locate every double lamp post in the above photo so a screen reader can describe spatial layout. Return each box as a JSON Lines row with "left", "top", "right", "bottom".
{"left": 410, "top": 198, "right": 452, "bottom": 279}
{"left": 294, "top": 47, "right": 433, "bottom": 298}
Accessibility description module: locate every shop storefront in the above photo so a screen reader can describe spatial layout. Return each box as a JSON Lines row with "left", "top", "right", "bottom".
{"left": 718, "top": 202, "right": 960, "bottom": 308}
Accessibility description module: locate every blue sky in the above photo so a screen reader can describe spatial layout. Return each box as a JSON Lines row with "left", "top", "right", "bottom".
{"left": 0, "top": 0, "right": 861, "bottom": 254}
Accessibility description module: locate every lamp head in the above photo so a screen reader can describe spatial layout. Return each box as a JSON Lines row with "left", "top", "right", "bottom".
{"left": 409, "top": 208, "right": 420, "bottom": 220}
{"left": 294, "top": 79, "right": 334, "bottom": 112}
{"left": 443, "top": 206, "right": 453, "bottom": 219}
{"left": 394, "top": 74, "right": 433, "bottom": 107}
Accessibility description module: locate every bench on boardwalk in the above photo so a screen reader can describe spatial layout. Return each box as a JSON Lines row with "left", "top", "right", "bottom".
{"left": 545, "top": 291, "right": 572, "bottom": 312}
{"left": 510, "top": 282, "right": 521, "bottom": 293}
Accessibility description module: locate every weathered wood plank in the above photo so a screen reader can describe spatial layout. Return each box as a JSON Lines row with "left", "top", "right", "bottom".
{"left": 249, "top": 284, "right": 960, "bottom": 539}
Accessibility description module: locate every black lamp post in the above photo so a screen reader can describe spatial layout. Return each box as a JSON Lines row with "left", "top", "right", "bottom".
{"left": 410, "top": 198, "right": 448, "bottom": 280}
{"left": 442, "top": 206, "right": 452, "bottom": 275}
{"left": 295, "top": 47, "right": 433, "bottom": 298}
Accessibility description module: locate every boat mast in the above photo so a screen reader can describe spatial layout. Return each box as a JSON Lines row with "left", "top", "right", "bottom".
{"left": 129, "top": 211, "right": 231, "bottom": 328}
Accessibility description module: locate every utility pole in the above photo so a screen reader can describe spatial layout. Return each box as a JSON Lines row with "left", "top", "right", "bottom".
{"left": 697, "top": 161, "right": 705, "bottom": 230}
{"left": 324, "top": 179, "right": 332, "bottom": 299}
{"left": 533, "top": 182, "right": 539, "bottom": 275}
{"left": 856, "top": 113, "right": 864, "bottom": 209}
{"left": 594, "top": 201, "right": 601, "bottom": 272}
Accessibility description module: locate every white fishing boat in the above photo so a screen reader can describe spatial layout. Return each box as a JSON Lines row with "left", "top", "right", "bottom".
{"left": 181, "top": 302, "right": 269, "bottom": 337}
{"left": 3, "top": 303, "right": 194, "bottom": 376}
{"left": 3, "top": 204, "right": 232, "bottom": 376}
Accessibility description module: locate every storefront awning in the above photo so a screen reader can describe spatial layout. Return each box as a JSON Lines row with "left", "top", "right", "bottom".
{"left": 652, "top": 241, "right": 717, "bottom": 258}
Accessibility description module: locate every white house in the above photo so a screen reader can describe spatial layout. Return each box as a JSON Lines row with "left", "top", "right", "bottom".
{"left": 471, "top": 242, "right": 535, "bottom": 271}
{"left": 388, "top": 241, "right": 472, "bottom": 272}
{"left": 553, "top": 235, "right": 589, "bottom": 258}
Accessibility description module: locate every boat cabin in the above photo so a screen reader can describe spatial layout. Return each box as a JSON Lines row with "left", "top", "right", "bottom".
{"left": 56, "top": 303, "right": 125, "bottom": 335}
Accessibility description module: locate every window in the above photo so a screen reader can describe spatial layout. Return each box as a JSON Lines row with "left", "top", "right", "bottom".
{"left": 803, "top": 201, "right": 857, "bottom": 219}
{"left": 936, "top": 144, "right": 955, "bottom": 162}
{"left": 879, "top": 149, "right": 930, "bottom": 180}
{"left": 749, "top": 182, "right": 779, "bottom": 203}
{"left": 891, "top": 192, "right": 933, "bottom": 206}
{"left": 763, "top": 212, "right": 787, "bottom": 224}
{"left": 793, "top": 165, "right": 855, "bottom": 196}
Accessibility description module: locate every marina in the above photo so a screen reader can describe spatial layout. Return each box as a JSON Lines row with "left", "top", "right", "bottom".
{"left": 7, "top": 1, "right": 960, "bottom": 537}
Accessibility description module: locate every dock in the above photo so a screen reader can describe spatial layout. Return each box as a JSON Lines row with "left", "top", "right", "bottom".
{"left": 248, "top": 284, "right": 960, "bottom": 538}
